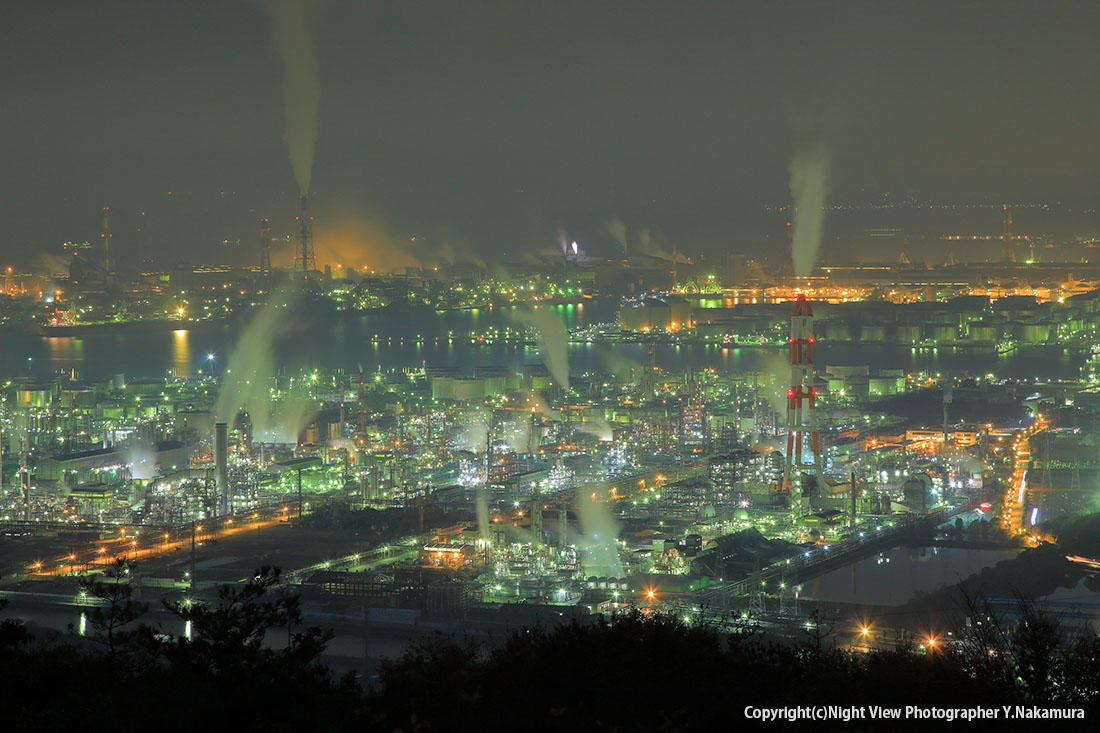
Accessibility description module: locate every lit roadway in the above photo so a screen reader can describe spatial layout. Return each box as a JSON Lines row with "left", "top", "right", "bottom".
{"left": 15, "top": 506, "right": 299, "bottom": 580}
{"left": 999, "top": 414, "right": 1046, "bottom": 541}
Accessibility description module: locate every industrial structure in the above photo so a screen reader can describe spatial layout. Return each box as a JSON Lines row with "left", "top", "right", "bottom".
{"left": 782, "top": 294, "right": 825, "bottom": 504}
{"left": 259, "top": 217, "right": 272, "bottom": 280}
{"left": 214, "top": 421, "right": 228, "bottom": 517}
{"left": 296, "top": 195, "right": 315, "bottom": 279}
{"left": 1, "top": 241, "right": 1094, "bottom": 656}
{"left": 1001, "top": 204, "right": 1015, "bottom": 263}
{"left": 100, "top": 206, "right": 113, "bottom": 284}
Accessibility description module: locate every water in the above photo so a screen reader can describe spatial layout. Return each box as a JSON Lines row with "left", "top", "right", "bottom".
{"left": 0, "top": 299, "right": 1086, "bottom": 381}
{"left": 808, "top": 546, "right": 1020, "bottom": 606}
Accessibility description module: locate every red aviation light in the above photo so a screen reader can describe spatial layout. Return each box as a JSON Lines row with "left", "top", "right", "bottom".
{"left": 808, "top": 336, "right": 814, "bottom": 344}
{"left": 787, "top": 388, "right": 795, "bottom": 398}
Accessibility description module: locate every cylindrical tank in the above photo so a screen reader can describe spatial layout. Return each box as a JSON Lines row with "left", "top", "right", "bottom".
{"left": 860, "top": 325, "right": 886, "bottom": 342}
{"left": 895, "top": 325, "right": 921, "bottom": 344}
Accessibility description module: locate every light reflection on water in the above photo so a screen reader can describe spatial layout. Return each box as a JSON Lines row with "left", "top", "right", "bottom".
{"left": 171, "top": 329, "right": 191, "bottom": 378}
{"left": 1, "top": 300, "right": 1085, "bottom": 381}
{"left": 809, "top": 546, "right": 1020, "bottom": 606}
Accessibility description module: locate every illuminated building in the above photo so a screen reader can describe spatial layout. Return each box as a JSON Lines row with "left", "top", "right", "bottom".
{"left": 619, "top": 296, "right": 693, "bottom": 332}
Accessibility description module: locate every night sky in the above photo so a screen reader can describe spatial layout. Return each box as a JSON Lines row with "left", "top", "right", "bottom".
{"left": 3, "top": 0, "right": 1100, "bottom": 268}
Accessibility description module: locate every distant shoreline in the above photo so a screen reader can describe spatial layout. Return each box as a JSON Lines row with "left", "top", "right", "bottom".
{"left": 38, "top": 318, "right": 226, "bottom": 336}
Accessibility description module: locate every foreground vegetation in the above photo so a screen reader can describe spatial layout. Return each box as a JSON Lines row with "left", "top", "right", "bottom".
{"left": 0, "top": 561, "right": 1097, "bottom": 731}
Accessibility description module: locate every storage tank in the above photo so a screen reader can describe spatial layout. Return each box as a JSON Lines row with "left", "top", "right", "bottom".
{"left": 895, "top": 325, "right": 921, "bottom": 344}
{"left": 860, "top": 325, "right": 886, "bottom": 342}
{"left": 928, "top": 324, "right": 958, "bottom": 344}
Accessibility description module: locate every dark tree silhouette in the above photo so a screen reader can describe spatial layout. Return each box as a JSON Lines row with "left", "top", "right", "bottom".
{"left": 78, "top": 558, "right": 148, "bottom": 659}
{"left": 1, "top": 565, "right": 1098, "bottom": 731}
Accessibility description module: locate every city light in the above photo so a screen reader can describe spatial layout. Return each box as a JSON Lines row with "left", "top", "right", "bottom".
{"left": 3, "top": 12, "right": 1097, "bottom": 716}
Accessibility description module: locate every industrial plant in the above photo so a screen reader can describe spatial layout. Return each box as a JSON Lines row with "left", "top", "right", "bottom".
{"left": 4, "top": 0, "right": 1100, "bottom": 726}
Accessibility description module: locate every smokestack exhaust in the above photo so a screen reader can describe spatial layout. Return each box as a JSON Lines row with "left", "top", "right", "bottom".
{"left": 265, "top": 0, "right": 321, "bottom": 196}
{"left": 789, "top": 145, "right": 832, "bottom": 278}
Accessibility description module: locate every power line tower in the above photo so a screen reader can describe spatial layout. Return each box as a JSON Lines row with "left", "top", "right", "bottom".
{"left": 942, "top": 382, "right": 953, "bottom": 451}
{"left": 101, "top": 206, "right": 113, "bottom": 283}
{"left": 137, "top": 210, "right": 147, "bottom": 253}
{"left": 259, "top": 217, "right": 272, "bottom": 279}
{"left": 671, "top": 241, "right": 678, "bottom": 290}
{"left": 296, "top": 195, "right": 315, "bottom": 278}
{"left": 1001, "top": 204, "right": 1015, "bottom": 263}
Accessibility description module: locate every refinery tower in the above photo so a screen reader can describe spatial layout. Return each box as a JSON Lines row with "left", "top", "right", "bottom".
{"left": 783, "top": 294, "right": 825, "bottom": 504}
{"left": 296, "top": 195, "right": 315, "bottom": 279}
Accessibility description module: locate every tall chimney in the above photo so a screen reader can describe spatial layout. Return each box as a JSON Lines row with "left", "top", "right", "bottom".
{"left": 215, "top": 421, "right": 229, "bottom": 516}
{"left": 297, "top": 195, "right": 314, "bottom": 279}
{"left": 783, "top": 294, "right": 824, "bottom": 507}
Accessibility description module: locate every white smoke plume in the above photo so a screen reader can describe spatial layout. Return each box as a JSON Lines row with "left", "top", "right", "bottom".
{"left": 576, "top": 487, "right": 623, "bottom": 577}
{"left": 608, "top": 223, "right": 690, "bottom": 264}
{"left": 125, "top": 438, "right": 156, "bottom": 481}
{"left": 605, "top": 216, "right": 628, "bottom": 256}
{"left": 597, "top": 347, "right": 643, "bottom": 383}
{"left": 513, "top": 306, "right": 570, "bottom": 390}
{"left": 789, "top": 144, "right": 832, "bottom": 277}
{"left": 476, "top": 490, "right": 490, "bottom": 543}
{"left": 527, "top": 391, "right": 561, "bottom": 422}
{"left": 215, "top": 287, "right": 318, "bottom": 444}
{"left": 501, "top": 413, "right": 534, "bottom": 453}
{"left": 453, "top": 410, "right": 490, "bottom": 454}
{"left": 452, "top": 410, "right": 492, "bottom": 541}
{"left": 264, "top": 0, "right": 322, "bottom": 195}
{"left": 258, "top": 394, "right": 319, "bottom": 444}
{"left": 578, "top": 417, "right": 613, "bottom": 442}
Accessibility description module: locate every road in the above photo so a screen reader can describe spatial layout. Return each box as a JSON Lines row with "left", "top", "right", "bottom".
{"left": 999, "top": 415, "right": 1046, "bottom": 538}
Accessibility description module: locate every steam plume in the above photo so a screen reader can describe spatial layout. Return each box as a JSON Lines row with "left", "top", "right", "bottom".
{"left": 453, "top": 410, "right": 490, "bottom": 454}
{"left": 576, "top": 488, "right": 623, "bottom": 577}
{"left": 265, "top": 0, "right": 322, "bottom": 194}
{"left": 617, "top": 223, "right": 689, "bottom": 264}
{"left": 788, "top": 145, "right": 832, "bottom": 277}
{"left": 578, "top": 416, "right": 613, "bottom": 442}
{"left": 527, "top": 391, "right": 561, "bottom": 422}
{"left": 513, "top": 306, "right": 570, "bottom": 390}
{"left": 605, "top": 217, "right": 628, "bottom": 255}
{"left": 215, "top": 286, "right": 317, "bottom": 443}
{"left": 476, "top": 491, "right": 490, "bottom": 542}
{"left": 501, "top": 413, "right": 534, "bottom": 453}
{"left": 125, "top": 437, "right": 155, "bottom": 480}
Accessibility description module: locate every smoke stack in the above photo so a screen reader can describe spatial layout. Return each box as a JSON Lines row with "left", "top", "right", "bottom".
{"left": 259, "top": 217, "right": 272, "bottom": 279}
{"left": 530, "top": 487, "right": 542, "bottom": 547}
{"left": 101, "top": 206, "right": 113, "bottom": 283}
{"left": 783, "top": 294, "right": 824, "bottom": 506}
{"left": 297, "top": 195, "right": 314, "bottom": 279}
{"left": 215, "top": 421, "right": 229, "bottom": 516}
